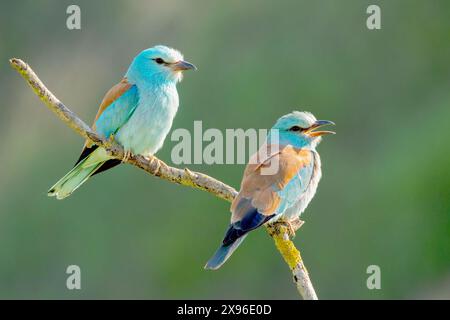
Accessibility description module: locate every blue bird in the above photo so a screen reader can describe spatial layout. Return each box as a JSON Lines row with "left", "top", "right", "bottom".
{"left": 48, "top": 45, "right": 196, "bottom": 199}
{"left": 205, "top": 111, "right": 335, "bottom": 270}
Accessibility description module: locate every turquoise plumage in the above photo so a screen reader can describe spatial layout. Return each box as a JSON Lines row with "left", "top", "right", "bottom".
{"left": 205, "top": 111, "right": 335, "bottom": 270}
{"left": 48, "top": 45, "right": 196, "bottom": 199}
{"left": 94, "top": 85, "right": 139, "bottom": 139}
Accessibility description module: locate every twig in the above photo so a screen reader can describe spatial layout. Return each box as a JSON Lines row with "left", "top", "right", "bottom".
{"left": 266, "top": 223, "right": 318, "bottom": 299}
{"left": 10, "top": 58, "right": 318, "bottom": 300}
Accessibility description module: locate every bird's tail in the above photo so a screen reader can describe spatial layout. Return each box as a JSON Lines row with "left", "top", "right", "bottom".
{"left": 48, "top": 147, "right": 112, "bottom": 200}
{"left": 205, "top": 209, "right": 274, "bottom": 270}
{"left": 204, "top": 234, "right": 248, "bottom": 270}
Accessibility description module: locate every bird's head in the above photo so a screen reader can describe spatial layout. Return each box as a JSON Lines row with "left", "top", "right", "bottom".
{"left": 270, "top": 111, "right": 335, "bottom": 149}
{"left": 126, "top": 45, "right": 196, "bottom": 84}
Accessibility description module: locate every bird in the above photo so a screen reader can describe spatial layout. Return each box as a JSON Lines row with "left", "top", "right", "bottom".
{"left": 205, "top": 111, "right": 335, "bottom": 270}
{"left": 48, "top": 45, "right": 196, "bottom": 199}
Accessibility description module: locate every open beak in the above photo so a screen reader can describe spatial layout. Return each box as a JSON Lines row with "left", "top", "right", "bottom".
{"left": 304, "top": 120, "right": 335, "bottom": 137}
{"left": 171, "top": 60, "right": 197, "bottom": 71}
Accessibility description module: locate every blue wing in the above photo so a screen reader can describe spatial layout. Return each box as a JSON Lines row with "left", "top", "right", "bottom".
{"left": 275, "top": 160, "right": 314, "bottom": 214}
{"left": 94, "top": 84, "right": 139, "bottom": 139}
{"left": 73, "top": 81, "right": 139, "bottom": 172}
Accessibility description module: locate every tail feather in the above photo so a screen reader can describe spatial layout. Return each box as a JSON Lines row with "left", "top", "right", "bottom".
{"left": 48, "top": 147, "right": 111, "bottom": 200}
{"left": 204, "top": 234, "right": 247, "bottom": 270}
{"left": 74, "top": 145, "right": 121, "bottom": 176}
{"left": 205, "top": 210, "right": 275, "bottom": 270}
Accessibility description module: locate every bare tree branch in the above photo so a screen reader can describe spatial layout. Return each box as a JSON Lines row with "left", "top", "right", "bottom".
{"left": 10, "top": 57, "right": 318, "bottom": 300}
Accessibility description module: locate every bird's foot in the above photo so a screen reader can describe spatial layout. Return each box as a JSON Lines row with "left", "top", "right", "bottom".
{"left": 146, "top": 154, "right": 156, "bottom": 165}
{"left": 122, "top": 150, "right": 132, "bottom": 163}
{"left": 285, "top": 221, "right": 296, "bottom": 238}
{"left": 290, "top": 218, "right": 305, "bottom": 233}
{"left": 145, "top": 155, "right": 164, "bottom": 174}
{"left": 273, "top": 218, "right": 305, "bottom": 238}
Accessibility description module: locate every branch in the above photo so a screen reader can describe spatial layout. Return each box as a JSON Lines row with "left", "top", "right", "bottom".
{"left": 10, "top": 58, "right": 318, "bottom": 300}
{"left": 266, "top": 222, "right": 318, "bottom": 300}
{"left": 9, "top": 58, "right": 235, "bottom": 203}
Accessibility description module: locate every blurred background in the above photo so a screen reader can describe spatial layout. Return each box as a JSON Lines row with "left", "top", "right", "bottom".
{"left": 0, "top": 0, "right": 449, "bottom": 299}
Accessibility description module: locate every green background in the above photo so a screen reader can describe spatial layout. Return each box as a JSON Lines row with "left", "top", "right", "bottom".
{"left": 0, "top": 0, "right": 449, "bottom": 299}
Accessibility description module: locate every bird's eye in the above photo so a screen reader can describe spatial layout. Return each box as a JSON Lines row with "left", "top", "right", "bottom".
{"left": 154, "top": 58, "right": 165, "bottom": 64}
{"left": 289, "top": 126, "right": 302, "bottom": 132}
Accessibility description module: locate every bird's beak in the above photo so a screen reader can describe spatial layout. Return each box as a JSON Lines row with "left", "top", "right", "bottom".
{"left": 171, "top": 60, "right": 197, "bottom": 71}
{"left": 304, "top": 120, "right": 336, "bottom": 137}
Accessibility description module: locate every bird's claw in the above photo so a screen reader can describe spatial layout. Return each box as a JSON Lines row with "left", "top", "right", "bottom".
{"left": 285, "top": 221, "right": 296, "bottom": 238}
{"left": 122, "top": 150, "right": 132, "bottom": 163}
{"left": 146, "top": 155, "right": 162, "bottom": 174}
{"left": 290, "top": 218, "right": 305, "bottom": 233}
{"left": 273, "top": 218, "right": 305, "bottom": 238}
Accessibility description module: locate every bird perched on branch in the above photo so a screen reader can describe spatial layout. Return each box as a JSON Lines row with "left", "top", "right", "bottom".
{"left": 48, "top": 45, "right": 196, "bottom": 199}
{"left": 205, "top": 111, "right": 335, "bottom": 270}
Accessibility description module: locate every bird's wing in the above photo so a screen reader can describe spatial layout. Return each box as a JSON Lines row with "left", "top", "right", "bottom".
{"left": 76, "top": 78, "right": 139, "bottom": 164}
{"left": 274, "top": 151, "right": 314, "bottom": 213}
{"left": 95, "top": 78, "right": 133, "bottom": 122}
{"left": 230, "top": 144, "right": 313, "bottom": 225}
{"left": 91, "top": 77, "right": 139, "bottom": 140}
